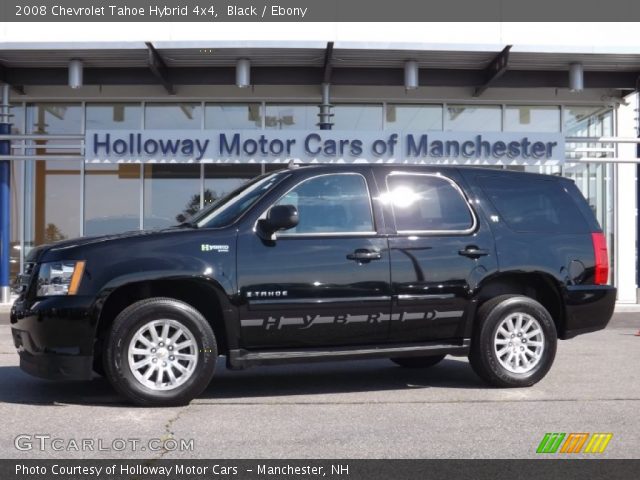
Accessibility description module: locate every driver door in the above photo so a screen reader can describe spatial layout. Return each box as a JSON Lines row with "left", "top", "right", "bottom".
{"left": 236, "top": 171, "right": 391, "bottom": 349}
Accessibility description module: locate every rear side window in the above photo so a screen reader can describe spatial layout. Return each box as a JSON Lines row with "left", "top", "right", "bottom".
{"left": 477, "top": 175, "right": 589, "bottom": 233}
{"left": 385, "top": 174, "right": 474, "bottom": 232}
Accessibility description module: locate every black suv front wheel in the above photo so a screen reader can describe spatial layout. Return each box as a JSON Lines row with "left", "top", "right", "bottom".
{"left": 469, "top": 295, "right": 557, "bottom": 388}
{"left": 104, "top": 297, "right": 217, "bottom": 406}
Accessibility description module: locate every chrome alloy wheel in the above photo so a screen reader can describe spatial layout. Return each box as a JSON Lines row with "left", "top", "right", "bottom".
{"left": 127, "top": 319, "right": 199, "bottom": 391}
{"left": 494, "top": 312, "right": 545, "bottom": 374}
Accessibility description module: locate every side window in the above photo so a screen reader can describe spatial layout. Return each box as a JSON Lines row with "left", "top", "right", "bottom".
{"left": 477, "top": 175, "right": 589, "bottom": 233}
{"left": 385, "top": 174, "right": 474, "bottom": 232}
{"left": 274, "top": 174, "right": 374, "bottom": 234}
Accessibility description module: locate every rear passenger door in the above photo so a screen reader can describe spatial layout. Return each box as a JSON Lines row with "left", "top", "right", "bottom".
{"left": 377, "top": 170, "right": 497, "bottom": 343}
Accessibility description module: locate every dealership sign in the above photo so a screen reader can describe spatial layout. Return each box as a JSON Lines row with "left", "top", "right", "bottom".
{"left": 86, "top": 130, "right": 565, "bottom": 164}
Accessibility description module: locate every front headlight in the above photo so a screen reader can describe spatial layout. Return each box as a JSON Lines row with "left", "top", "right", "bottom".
{"left": 37, "top": 261, "right": 86, "bottom": 297}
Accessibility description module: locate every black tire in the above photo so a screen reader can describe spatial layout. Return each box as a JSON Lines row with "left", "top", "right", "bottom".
{"left": 469, "top": 294, "right": 557, "bottom": 388}
{"left": 104, "top": 297, "right": 217, "bottom": 406}
{"left": 390, "top": 355, "right": 446, "bottom": 369}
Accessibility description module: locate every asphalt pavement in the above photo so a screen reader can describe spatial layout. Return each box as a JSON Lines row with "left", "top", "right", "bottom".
{"left": 0, "top": 312, "right": 638, "bottom": 459}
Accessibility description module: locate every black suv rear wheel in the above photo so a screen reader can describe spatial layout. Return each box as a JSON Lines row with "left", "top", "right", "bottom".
{"left": 469, "top": 295, "right": 557, "bottom": 388}
{"left": 104, "top": 297, "right": 217, "bottom": 406}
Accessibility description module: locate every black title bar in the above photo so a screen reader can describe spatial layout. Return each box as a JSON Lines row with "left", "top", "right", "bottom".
{"left": 2, "top": 0, "right": 640, "bottom": 22}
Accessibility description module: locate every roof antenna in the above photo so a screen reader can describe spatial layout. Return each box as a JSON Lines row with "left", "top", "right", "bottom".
{"left": 287, "top": 159, "right": 300, "bottom": 169}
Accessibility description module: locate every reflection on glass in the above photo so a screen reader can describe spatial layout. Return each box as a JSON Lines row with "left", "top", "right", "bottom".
{"left": 386, "top": 105, "right": 443, "bottom": 131}
{"left": 145, "top": 103, "right": 203, "bottom": 129}
{"left": 333, "top": 105, "right": 382, "bottom": 130}
{"left": 504, "top": 106, "right": 560, "bottom": 132}
{"left": 205, "top": 104, "right": 261, "bottom": 129}
{"left": 27, "top": 104, "right": 82, "bottom": 134}
{"left": 25, "top": 160, "right": 81, "bottom": 250}
{"left": 144, "top": 164, "right": 200, "bottom": 229}
{"left": 275, "top": 174, "right": 373, "bottom": 233}
{"left": 10, "top": 104, "right": 24, "bottom": 277}
{"left": 265, "top": 105, "right": 316, "bottom": 129}
{"left": 85, "top": 164, "right": 141, "bottom": 235}
{"left": 86, "top": 103, "right": 142, "bottom": 130}
{"left": 564, "top": 106, "right": 613, "bottom": 137}
{"left": 203, "top": 164, "right": 261, "bottom": 208}
{"left": 27, "top": 103, "right": 82, "bottom": 155}
{"left": 446, "top": 105, "right": 501, "bottom": 131}
{"left": 384, "top": 175, "right": 472, "bottom": 231}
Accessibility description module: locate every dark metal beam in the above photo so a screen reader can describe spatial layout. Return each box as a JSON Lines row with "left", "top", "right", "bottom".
{"left": 474, "top": 45, "right": 512, "bottom": 97}
{"left": 322, "top": 42, "right": 334, "bottom": 84}
{"left": 1, "top": 66, "right": 637, "bottom": 90}
{"left": 0, "top": 64, "right": 25, "bottom": 95}
{"left": 145, "top": 42, "right": 175, "bottom": 95}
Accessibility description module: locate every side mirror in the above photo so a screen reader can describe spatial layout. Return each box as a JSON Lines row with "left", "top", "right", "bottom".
{"left": 257, "top": 204, "right": 299, "bottom": 240}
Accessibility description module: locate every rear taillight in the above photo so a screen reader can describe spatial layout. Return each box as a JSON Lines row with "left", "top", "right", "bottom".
{"left": 591, "top": 232, "right": 609, "bottom": 285}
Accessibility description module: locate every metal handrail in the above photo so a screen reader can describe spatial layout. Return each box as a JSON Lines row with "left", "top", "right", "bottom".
{"left": 0, "top": 134, "right": 84, "bottom": 141}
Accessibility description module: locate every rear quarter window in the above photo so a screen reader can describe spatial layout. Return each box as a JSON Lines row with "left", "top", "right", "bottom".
{"left": 477, "top": 174, "right": 589, "bottom": 234}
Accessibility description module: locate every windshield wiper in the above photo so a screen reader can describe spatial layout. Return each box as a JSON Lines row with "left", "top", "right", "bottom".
{"left": 177, "top": 220, "right": 199, "bottom": 229}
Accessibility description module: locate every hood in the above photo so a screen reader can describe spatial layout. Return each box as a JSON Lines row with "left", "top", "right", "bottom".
{"left": 26, "top": 227, "right": 188, "bottom": 262}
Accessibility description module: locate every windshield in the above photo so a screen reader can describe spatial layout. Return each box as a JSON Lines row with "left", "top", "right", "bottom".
{"left": 189, "top": 171, "right": 289, "bottom": 229}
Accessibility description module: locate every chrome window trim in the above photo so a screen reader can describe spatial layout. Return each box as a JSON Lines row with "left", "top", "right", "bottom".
{"left": 255, "top": 172, "right": 377, "bottom": 237}
{"left": 250, "top": 295, "right": 391, "bottom": 305}
{"left": 384, "top": 171, "right": 477, "bottom": 235}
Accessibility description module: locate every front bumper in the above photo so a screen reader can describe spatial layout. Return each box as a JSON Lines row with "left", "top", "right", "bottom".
{"left": 562, "top": 285, "right": 617, "bottom": 339}
{"left": 10, "top": 296, "right": 97, "bottom": 381}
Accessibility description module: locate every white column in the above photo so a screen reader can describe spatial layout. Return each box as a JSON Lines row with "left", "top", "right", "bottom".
{"left": 615, "top": 93, "right": 638, "bottom": 304}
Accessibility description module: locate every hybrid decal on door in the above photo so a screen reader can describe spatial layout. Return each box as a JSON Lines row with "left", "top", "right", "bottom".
{"left": 240, "top": 310, "right": 464, "bottom": 330}
{"left": 200, "top": 244, "right": 229, "bottom": 253}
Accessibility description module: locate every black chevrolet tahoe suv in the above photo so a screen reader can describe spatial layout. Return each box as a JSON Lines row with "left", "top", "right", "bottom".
{"left": 10, "top": 165, "right": 616, "bottom": 406}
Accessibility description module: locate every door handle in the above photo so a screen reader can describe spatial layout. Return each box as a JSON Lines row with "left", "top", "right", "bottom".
{"left": 347, "top": 249, "right": 382, "bottom": 262}
{"left": 458, "top": 246, "right": 489, "bottom": 259}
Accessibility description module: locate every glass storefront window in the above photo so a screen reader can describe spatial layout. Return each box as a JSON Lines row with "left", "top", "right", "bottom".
{"left": 386, "top": 104, "right": 443, "bottom": 130}
{"left": 143, "top": 164, "right": 200, "bottom": 228}
{"left": 27, "top": 103, "right": 82, "bottom": 134}
{"left": 26, "top": 103, "right": 82, "bottom": 155}
{"left": 9, "top": 104, "right": 24, "bottom": 278}
{"left": 564, "top": 106, "right": 614, "bottom": 137}
{"left": 24, "top": 160, "right": 81, "bottom": 252}
{"left": 86, "top": 103, "right": 142, "bottom": 130}
{"left": 561, "top": 106, "right": 614, "bottom": 283}
{"left": 205, "top": 104, "right": 261, "bottom": 129}
{"left": 446, "top": 105, "right": 501, "bottom": 131}
{"left": 203, "top": 164, "right": 261, "bottom": 207}
{"left": 505, "top": 106, "right": 560, "bottom": 132}
{"left": 265, "top": 105, "right": 316, "bottom": 129}
{"left": 145, "top": 103, "right": 203, "bottom": 129}
{"left": 333, "top": 105, "right": 383, "bottom": 130}
{"left": 85, "top": 164, "right": 141, "bottom": 235}
{"left": 8, "top": 105, "right": 24, "bottom": 278}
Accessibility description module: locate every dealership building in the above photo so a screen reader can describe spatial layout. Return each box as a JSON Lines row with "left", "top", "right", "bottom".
{"left": 0, "top": 39, "right": 638, "bottom": 304}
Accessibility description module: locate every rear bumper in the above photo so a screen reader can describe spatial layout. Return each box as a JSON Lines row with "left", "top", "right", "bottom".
{"left": 562, "top": 285, "right": 616, "bottom": 339}
{"left": 10, "top": 296, "right": 96, "bottom": 380}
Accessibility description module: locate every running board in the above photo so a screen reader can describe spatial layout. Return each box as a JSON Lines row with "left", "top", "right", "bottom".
{"left": 227, "top": 339, "right": 470, "bottom": 369}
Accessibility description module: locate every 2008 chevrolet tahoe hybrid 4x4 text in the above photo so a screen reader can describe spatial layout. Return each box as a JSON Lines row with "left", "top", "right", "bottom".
{"left": 10, "top": 165, "right": 615, "bottom": 406}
